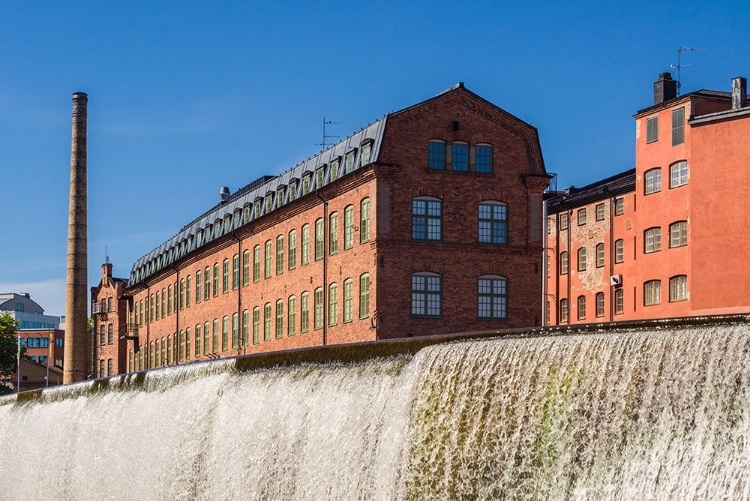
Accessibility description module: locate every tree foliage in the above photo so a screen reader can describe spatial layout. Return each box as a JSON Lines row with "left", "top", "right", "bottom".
{"left": 0, "top": 311, "right": 25, "bottom": 377}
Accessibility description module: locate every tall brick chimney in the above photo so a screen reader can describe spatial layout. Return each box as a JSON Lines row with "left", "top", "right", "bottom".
{"left": 654, "top": 72, "right": 677, "bottom": 105}
{"left": 64, "top": 92, "right": 88, "bottom": 384}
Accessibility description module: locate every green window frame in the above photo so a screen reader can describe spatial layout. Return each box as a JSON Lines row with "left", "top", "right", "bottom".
{"left": 329, "top": 212, "right": 338, "bottom": 255}
{"left": 275, "top": 299, "right": 284, "bottom": 339}
{"left": 264, "top": 240, "right": 272, "bottom": 279}
{"left": 253, "top": 245, "right": 261, "bottom": 282}
{"left": 360, "top": 198, "right": 370, "bottom": 243}
{"left": 242, "top": 250, "right": 250, "bottom": 286}
{"left": 343, "top": 279, "right": 353, "bottom": 323}
{"left": 223, "top": 259, "right": 229, "bottom": 293}
{"left": 253, "top": 307, "right": 260, "bottom": 344}
{"left": 359, "top": 273, "right": 370, "bottom": 319}
{"left": 301, "top": 225, "right": 310, "bottom": 265}
{"left": 196, "top": 271, "right": 202, "bottom": 303}
{"left": 301, "top": 292, "right": 309, "bottom": 333}
{"left": 222, "top": 316, "right": 229, "bottom": 351}
{"left": 276, "top": 235, "right": 284, "bottom": 275}
{"left": 288, "top": 230, "right": 297, "bottom": 270}
{"left": 213, "top": 263, "right": 219, "bottom": 297}
{"left": 288, "top": 296, "right": 296, "bottom": 336}
{"left": 204, "top": 267, "right": 211, "bottom": 301}
{"left": 315, "top": 218, "right": 324, "bottom": 261}
{"left": 344, "top": 206, "right": 354, "bottom": 250}
{"left": 264, "top": 303, "right": 272, "bottom": 341}
{"left": 233, "top": 254, "right": 240, "bottom": 290}
{"left": 314, "top": 287, "right": 323, "bottom": 330}
{"left": 328, "top": 283, "right": 338, "bottom": 326}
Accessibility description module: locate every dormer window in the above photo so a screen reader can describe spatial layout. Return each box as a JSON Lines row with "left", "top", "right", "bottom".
{"left": 224, "top": 214, "right": 232, "bottom": 233}
{"left": 242, "top": 205, "right": 251, "bottom": 224}
{"left": 316, "top": 167, "right": 325, "bottom": 188}
{"left": 197, "top": 230, "right": 204, "bottom": 247}
{"left": 345, "top": 150, "right": 356, "bottom": 174}
{"left": 361, "top": 142, "right": 372, "bottom": 166}
{"left": 330, "top": 160, "right": 339, "bottom": 181}
{"left": 265, "top": 194, "right": 273, "bottom": 213}
{"left": 302, "top": 175, "right": 311, "bottom": 195}
{"left": 276, "top": 187, "right": 285, "bottom": 208}
{"left": 289, "top": 181, "right": 297, "bottom": 201}
{"left": 254, "top": 200, "right": 262, "bottom": 218}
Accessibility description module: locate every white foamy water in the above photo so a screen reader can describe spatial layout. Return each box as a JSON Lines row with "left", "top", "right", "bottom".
{"left": 2, "top": 324, "right": 750, "bottom": 500}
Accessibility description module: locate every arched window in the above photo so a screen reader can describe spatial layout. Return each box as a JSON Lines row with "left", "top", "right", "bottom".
{"left": 577, "top": 295, "right": 586, "bottom": 320}
{"left": 276, "top": 235, "right": 284, "bottom": 275}
{"left": 253, "top": 307, "right": 260, "bottom": 344}
{"left": 314, "top": 288, "right": 324, "bottom": 330}
{"left": 452, "top": 141, "right": 469, "bottom": 171}
{"left": 107, "top": 324, "right": 113, "bottom": 344}
{"left": 614, "top": 239, "right": 624, "bottom": 263}
{"left": 329, "top": 212, "right": 339, "bottom": 255}
{"left": 411, "top": 272, "right": 442, "bottom": 317}
{"left": 242, "top": 250, "right": 250, "bottom": 286}
{"left": 359, "top": 274, "right": 370, "bottom": 319}
{"left": 475, "top": 143, "right": 493, "bottom": 173}
{"left": 644, "top": 280, "right": 661, "bottom": 306}
{"left": 222, "top": 316, "right": 229, "bottom": 351}
{"left": 596, "top": 243, "right": 605, "bottom": 268}
{"left": 288, "top": 230, "right": 297, "bottom": 270}
{"left": 669, "top": 160, "right": 688, "bottom": 188}
{"left": 264, "top": 303, "right": 272, "bottom": 341}
{"left": 669, "top": 275, "right": 688, "bottom": 302}
{"left": 645, "top": 168, "right": 662, "bottom": 194}
{"left": 301, "top": 292, "right": 310, "bottom": 333}
{"left": 232, "top": 313, "right": 239, "bottom": 348}
{"left": 428, "top": 140, "right": 446, "bottom": 170}
{"left": 328, "top": 283, "right": 338, "bottom": 326}
{"left": 560, "top": 251, "right": 569, "bottom": 275}
{"left": 344, "top": 206, "right": 354, "bottom": 250}
{"left": 596, "top": 292, "right": 605, "bottom": 317}
{"left": 360, "top": 198, "right": 370, "bottom": 243}
{"left": 288, "top": 296, "right": 296, "bottom": 336}
{"left": 242, "top": 310, "right": 249, "bottom": 346}
{"left": 644, "top": 227, "right": 662, "bottom": 253}
{"left": 578, "top": 247, "right": 587, "bottom": 271}
{"left": 343, "top": 279, "right": 353, "bottom": 323}
{"left": 478, "top": 275, "right": 507, "bottom": 319}
{"left": 560, "top": 299, "right": 569, "bottom": 322}
{"left": 669, "top": 221, "right": 688, "bottom": 248}
{"left": 275, "top": 300, "right": 284, "bottom": 338}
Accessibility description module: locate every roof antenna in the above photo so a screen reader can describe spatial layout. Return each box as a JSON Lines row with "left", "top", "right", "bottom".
{"left": 671, "top": 46, "right": 707, "bottom": 95}
{"left": 316, "top": 116, "right": 339, "bottom": 150}
{"left": 105, "top": 245, "right": 110, "bottom": 264}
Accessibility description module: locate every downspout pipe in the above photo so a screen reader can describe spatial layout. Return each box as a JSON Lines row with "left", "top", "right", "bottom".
{"left": 316, "top": 189, "right": 328, "bottom": 346}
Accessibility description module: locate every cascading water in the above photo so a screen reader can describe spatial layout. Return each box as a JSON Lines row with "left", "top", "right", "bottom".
{"left": 2, "top": 323, "right": 749, "bottom": 500}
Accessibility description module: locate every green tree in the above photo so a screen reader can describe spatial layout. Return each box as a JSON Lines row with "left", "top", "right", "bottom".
{"left": 0, "top": 312, "right": 26, "bottom": 378}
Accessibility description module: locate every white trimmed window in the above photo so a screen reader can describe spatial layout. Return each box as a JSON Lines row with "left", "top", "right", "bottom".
{"left": 669, "top": 221, "right": 688, "bottom": 248}
{"left": 644, "top": 280, "right": 661, "bottom": 306}
{"left": 670, "top": 160, "right": 688, "bottom": 188}
{"left": 644, "top": 227, "right": 662, "bottom": 253}
{"left": 669, "top": 275, "right": 688, "bottom": 302}
{"left": 645, "top": 168, "right": 662, "bottom": 194}
{"left": 615, "top": 239, "right": 624, "bottom": 263}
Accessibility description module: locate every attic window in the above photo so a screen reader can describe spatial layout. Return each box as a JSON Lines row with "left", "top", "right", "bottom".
{"left": 361, "top": 142, "right": 372, "bottom": 166}
{"left": 289, "top": 181, "right": 297, "bottom": 201}
{"left": 316, "top": 167, "right": 325, "bottom": 188}
{"left": 197, "top": 230, "right": 203, "bottom": 247}
{"left": 276, "top": 188, "right": 285, "bottom": 208}
{"left": 265, "top": 194, "right": 273, "bottom": 213}
{"left": 330, "top": 161, "right": 339, "bottom": 181}
{"left": 302, "top": 175, "right": 311, "bottom": 195}
{"left": 345, "top": 150, "right": 356, "bottom": 174}
{"left": 233, "top": 210, "right": 241, "bottom": 228}
{"left": 243, "top": 205, "right": 251, "bottom": 224}
{"left": 254, "top": 200, "right": 262, "bottom": 218}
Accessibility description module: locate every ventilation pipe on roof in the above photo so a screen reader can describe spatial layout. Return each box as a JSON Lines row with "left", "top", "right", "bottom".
{"left": 732, "top": 77, "right": 747, "bottom": 110}
{"left": 219, "top": 186, "right": 230, "bottom": 203}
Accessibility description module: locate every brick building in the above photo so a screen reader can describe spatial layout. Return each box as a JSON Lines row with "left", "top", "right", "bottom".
{"left": 545, "top": 73, "right": 750, "bottom": 324}
{"left": 90, "top": 263, "right": 129, "bottom": 377}
{"left": 118, "top": 83, "right": 550, "bottom": 374}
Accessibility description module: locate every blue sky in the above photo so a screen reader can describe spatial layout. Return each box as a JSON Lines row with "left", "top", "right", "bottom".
{"left": 1, "top": 1, "right": 749, "bottom": 316}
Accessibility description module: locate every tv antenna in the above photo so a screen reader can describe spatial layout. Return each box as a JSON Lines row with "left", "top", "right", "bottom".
{"left": 671, "top": 46, "right": 707, "bottom": 95}
{"left": 316, "top": 116, "right": 339, "bottom": 150}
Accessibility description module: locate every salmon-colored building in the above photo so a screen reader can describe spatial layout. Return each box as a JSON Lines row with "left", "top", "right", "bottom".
{"left": 107, "top": 84, "right": 550, "bottom": 374}
{"left": 545, "top": 73, "right": 750, "bottom": 324}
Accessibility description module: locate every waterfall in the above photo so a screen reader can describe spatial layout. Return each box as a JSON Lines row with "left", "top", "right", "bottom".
{"left": 2, "top": 323, "right": 749, "bottom": 500}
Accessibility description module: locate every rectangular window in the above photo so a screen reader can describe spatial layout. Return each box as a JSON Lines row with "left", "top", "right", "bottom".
{"left": 478, "top": 203, "right": 508, "bottom": 244}
{"left": 315, "top": 219, "right": 324, "bottom": 260}
{"left": 344, "top": 206, "right": 354, "bottom": 250}
{"left": 452, "top": 143, "right": 469, "bottom": 171}
{"left": 302, "top": 225, "right": 310, "bottom": 265}
{"left": 577, "top": 296, "right": 586, "bottom": 320}
{"left": 670, "top": 161, "right": 688, "bottom": 188}
{"left": 232, "top": 314, "right": 239, "bottom": 349}
{"left": 645, "top": 169, "right": 662, "bottom": 195}
{"left": 669, "top": 221, "right": 688, "bottom": 248}
{"left": 330, "top": 160, "right": 339, "bottom": 181}
{"left": 577, "top": 208, "right": 587, "bottom": 226}
{"left": 615, "top": 198, "right": 624, "bottom": 216}
{"left": 195, "top": 325, "right": 201, "bottom": 357}
{"left": 328, "top": 284, "right": 338, "bottom": 326}
{"left": 196, "top": 271, "right": 202, "bottom": 303}
{"left": 560, "top": 213, "right": 569, "bottom": 230}
{"left": 578, "top": 247, "right": 587, "bottom": 271}
{"left": 615, "top": 239, "right": 624, "bottom": 263}
{"left": 265, "top": 195, "right": 273, "bottom": 214}
{"left": 316, "top": 167, "right": 325, "bottom": 189}
{"left": 560, "top": 251, "right": 568, "bottom": 275}
{"left": 289, "top": 182, "right": 297, "bottom": 201}
{"left": 411, "top": 274, "right": 442, "bottom": 317}
{"left": 179, "top": 282, "right": 184, "bottom": 311}
{"left": 254, "top": 200, "right": 262, "bottom": 219}
{"left": 596, "top": 292, "right": 605, "bottom": 317}
{"left": 428, "top": 141, "right": 446, "bottom": 170}
{"left": 478, "top": 277, "right": 507, "bottom": 319}
{"left": 360, "top": 274, "right": 370, "bottom": 319}
{"left": 243, "top": 251, "right": 250, "bottom": 286}
{"left": 672, "top": 107, "right": 685, "bottom": 146}
{"left": 301, "top": 292, "right": 309, "bottom": 333}
{"left": 265, "top": 241, "right": 272, "bottom": 278}
{"left": 242, "top": 310, "right": 249, "bottom": 346}
{"left": 345, "top": 151, "right": 355, "bottom": 174}
{"left": 475, "top": 144, "right": 493, "bottom": 173}
{"left": 596, "top": 243, "right": 605, "bottom": 268}
{"left": 212, "top": 319, "right": 219, "bottom": 354}
{"left": 276, "top": 236, "right": 284, "bottom": 275}
{"left": 314, "top": 289, "right": 323, "bottom": 330}
{"left": 644, "top": 227, "right": 662, "bottom": 253}
{"left": 329, "top": 213, "right": 338, "bottom": 255}
{"left": 560, "top": 299, "right": 569, "bottom": 322}
{"left": 595, "top": 203, "right": 605, "bottom": 221}
{"left": 253, "top": 246, "right": 261, "bottom": 282}
{"left": 213, "top": 263, "right": 219, "bottom": 297}
{"left": 264, "top": 304, "right": 271, "bottom": 341}
{"left": 288, "top": 231, "right": 297, "bottom": 270}
{"left": 412, "top": 199, "right": 442, "bottom": 241}
{"left": 186, "top": 277, "right": 191, "bottom": 307}
{"left": 361, "top": 143, "right": 371, "bottom": 166}
{"left": 669, "top": 275, "right": 688, "bottom": 302}
{"left": 276, "top": 301, "right": 284, "bottom": 339}
{"left": 222, "top": 316, "right": 229, "bottom": 351}
{"left": 302, "top": 175, "right": 311, "bottom": 195}
{"left": 614, "top": 289, "right": 624, "bottom": 314}
{"left": 276, "top": 188, "right": 284, "bottom": 208}
{"left": 646, "top": 116, "right": 658, "bottom": 143}
{"left": 222, "top": 260, "right": 229, "bottom": 293}
{"left": 288, "top": 297, "right": 296, "bottom": 336}
{"left": 343, "top": 280, "right": 353, "bottom": 323}
{"left": 360, "top": 199, "right": 370, "bottom": 243}
{"left": 644, "top": 280, "right": 661, "bottom": 306}
{"left": 253, "top": 308, "right": 260, "bottom": 344}
{"left": 233, "top": 254, "right": 240, "bottom": 290}
{"left": 204, "top": 268, "right": 210, "bottom": 301}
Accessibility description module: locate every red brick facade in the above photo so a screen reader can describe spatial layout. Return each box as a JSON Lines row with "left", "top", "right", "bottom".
{"left": 90, "top": 263, "right": 128, "bottom": 377}
{"left": 118, "top": 84, "right": 549, "bottom": 374}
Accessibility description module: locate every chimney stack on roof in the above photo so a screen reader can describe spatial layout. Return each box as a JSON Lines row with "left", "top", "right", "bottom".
{"left": 732, "top": 77, "right": 747, "bottom": 110}
{"left": 654, "top": 72, "right": 678, "bottom": 105}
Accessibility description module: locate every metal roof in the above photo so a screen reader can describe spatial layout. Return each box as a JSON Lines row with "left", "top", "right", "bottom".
{"left": 546, "top": 169, "right": 636, "bottom": 213}
{"left": 128, "top": 115, "right": 388, "bottom": 287}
